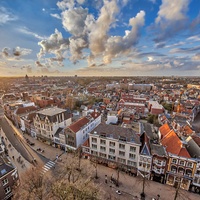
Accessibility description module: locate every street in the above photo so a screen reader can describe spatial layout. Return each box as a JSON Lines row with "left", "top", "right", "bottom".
{"left": 0, "top": 115, "right": 49, "bottom": 171}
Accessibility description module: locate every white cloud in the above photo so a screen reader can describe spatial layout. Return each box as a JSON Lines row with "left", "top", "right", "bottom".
{"left": 147, "top": 56, "right": 154, "bottom": 61}
{"left": 89, "top": 0, "right": 119, "bottom": 57}
{"left": 50, "top": 13, "right": 61, "bottom": 19}
{"left": 156, "top": 0, "right": 189, "bottom": 23}
{"left": 154, "top": 0, "right": 190, "bottom": 42}
{"left": 0, "top": 7, "right": 18, "bottom": 24}
{"left": 57, "top": 0, "right": 75, "bottom": 10}
{"left": 61, "top": 7, "right": 88, "bottom": 36}
{"left": 1, "top": 46, "right": 32, "bottom": 60}
{"left": 17, "top": 27, "right": 47, "bottom": 40}
{"left": 37, "top": 29, "right": 69, "bottom": 65}
{"left": 102, "top": 10, "right": 145, "bottom": 64}
{"left": 187, "top": 35, "right": 200, "bottom": 41}
{"left": 38, "top": 0, "right": 145, "bottom": 67}
{"left": 192, "top": 53, "right": 200, "bottom": 61}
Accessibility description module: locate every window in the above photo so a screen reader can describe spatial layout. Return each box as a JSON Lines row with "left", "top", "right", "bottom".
{"left": 100, "top": 139, "right": 106, "bottom": 145}
{"left": 172, "top": 158, "right": 177, "bottom": 164}
{"left": 100, "top": 146, "right": 106, "bottom": 152}
{"left": 92, "top": 144, "right": 97, "bottom": 149}
{"left": 187, "top": 162, "right": 193, "bottom": 168}
{"left": 118, "top": 158, "right": 126, "bottom": 164}
{"left": 2, "top": 178, "right": 8, "bottom": 186}
{"left": 99, "top": 153, "right": 106, "bottom": 158}
{"left": 108, "top": 155, "right": 116, "bottom": 160}
{"left": 91, "top": 150, "right": 98, "bottom": 155}
{"left": 92, "top": 138, "right": 97, "bottom": 143}
{"left": 109, "top": 148, "right": 115, "bottom": 154}
{"left": 179, "top": 160, "right": 185, "bottom": 166}
{"left": 129, "top": 153, "right": 136, "bottom": 160}
{"left": 109, "top": 141, "right": 115, "bottom": 147}
{"left": 119, "top": 143, "right": 125, "bottom": 149}
{"left": 119, "top": 151, "right": 125, "bottom": 157}
{"left": 130, "top": 146, "right": 136, "bottom": 152}
{"left": 4, "top": 187, "right": 11, "bottom": 194}
{"left": 128, "top": 160, "right": 136, "bottom": 167}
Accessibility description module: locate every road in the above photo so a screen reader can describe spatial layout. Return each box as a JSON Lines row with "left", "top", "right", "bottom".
{"left": 0, "top": 116, "right": 47, "bottom": 166}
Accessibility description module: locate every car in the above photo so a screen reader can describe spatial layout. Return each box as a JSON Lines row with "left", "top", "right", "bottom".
{"left": 116, "top": 190, "right": 121, "bottom": 195}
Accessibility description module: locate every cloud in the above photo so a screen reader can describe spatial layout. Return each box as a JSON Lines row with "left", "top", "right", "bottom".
{"left": 35, "top": 60, "right": 44, "bottom": 67}
{"left": 37, "top": 29, "right": 69, "bottom": 65}
{"left": 187, "top": 35, "right": 200, "bottom": 42}
{"left": 154, "top": 0, "right": 190, "bottom": 42}
{"left": 1, "top": 46, "right": 32, "bottom": 60}
{"left": 61, "top": 7, "right": 89, "bottom": 37}
{"left": 0, "top": 7, "right": 18, "bottom": 24}
{"left": 192, "top": 53, "right": 200, "bottom": 61}
{"left": 38, "top": 0, "right": 146, "bottom": 67}
{"left": 50, "top": 13, "right": 61, "bottom": 19}
{"left": 13, "top": 47, "right": 32, "bottom": 56}
{"left": 102, "top": 10, "right": 145, "bottom": 64}
{"left": 89, "top": 0, "right": 119, "bottom": 57}
{"left": 57, "top": 0, "right": 75, "bottom": 10}
{"left": 17, "top": 27, "right": 47, "bottom": 40}
{"left": 170, "top": 46, "right": 200, "bottom": 54}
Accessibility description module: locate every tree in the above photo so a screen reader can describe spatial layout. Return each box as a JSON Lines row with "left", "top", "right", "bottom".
{"left": 12, "top": 165, "right": 51, "bottom": 200}
{"left": 51, "top": 154, "right": 100, "bottom": 200}
{"left": 13, "top": 154, "right": 100, "bottom": 200}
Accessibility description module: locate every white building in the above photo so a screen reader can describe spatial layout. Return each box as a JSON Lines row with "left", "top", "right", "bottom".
{"left": 33, "top": 107, "right": 71, "bottom": 144}
{"left": 106, "top": 111, "right": 118, "bottom": 124}
{"left": 64, "top": 111, "right": 101, "bottom": 150}
{"left": 83, "top": 123, "right": 141, "bottom": 174}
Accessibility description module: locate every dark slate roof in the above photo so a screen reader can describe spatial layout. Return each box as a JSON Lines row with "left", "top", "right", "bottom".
{"left": 91, "top": 123, "right": 141, "bottom": 145}
{"left": 37, "top": 108, "right": 71, "bottom": 123}
{"left": 141, "top": 143, "right": 151, "bottom": 156}
{"left": 140, "top": 122, "right": 154, "bottom": 140}
{"left": 150, "top": 143, "right": 167, "bottom": 156}
{"left": 0, "top": 158, "right": 15, "bottom": 178}
{"left": 54, "top": 127, "right": 64, "bottom": 138}
{"left": 186, "top": 136, "right": 200, "bottom": 159}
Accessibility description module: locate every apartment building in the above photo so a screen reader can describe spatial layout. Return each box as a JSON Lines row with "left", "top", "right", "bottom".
{"left": 34, "top": 107, "right": 71, "bottom": 144}
{"left": 84, "top": 123, "right": 141, "bottom": 174}
{"left": 64, "top": 111, "right": 101, "bottom": 150}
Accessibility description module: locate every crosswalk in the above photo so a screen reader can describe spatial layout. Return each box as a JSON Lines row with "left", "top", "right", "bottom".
{"left": 40, "top": 160, "right": 55, "bottom": 175}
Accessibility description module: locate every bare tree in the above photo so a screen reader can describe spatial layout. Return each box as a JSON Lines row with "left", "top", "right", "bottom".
{"left": 50, "top": 154, "right": 100, "bottom": 200}
{"left": 12, "top": 165, "right": 51, "bottom": 200}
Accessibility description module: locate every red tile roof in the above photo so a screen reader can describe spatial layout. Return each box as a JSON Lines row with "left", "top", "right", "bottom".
{"left": 161, "top": 130, "right": 182, "bottom": 155}
{"left": 183, "top": 125, "right": 193, "bottom": 136}
{"left": 178, "top": 147, "right": 191, "bottom": 158}
{"left": 159, "top": 123, "right": 171, "bottom": 138}
{"left": 68, "top": 117, "right": 90, "bottom": 133}
{"left": 90, "top": 112, "right": 101, "bottom": 119}
{"left": 16, "top": 106, "right": 37, "bottom": 115}
{"left": 161, "top": 130, "right": 191, "bottom": 158}
{"left": 82, "top": 138, "right": 90, "bottom": 147}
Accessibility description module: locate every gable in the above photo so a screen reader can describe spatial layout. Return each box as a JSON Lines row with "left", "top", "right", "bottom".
{"left": 141, "top": 143, "right": 151, "bottom": 156}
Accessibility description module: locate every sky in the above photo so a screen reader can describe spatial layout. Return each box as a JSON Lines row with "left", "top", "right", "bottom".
{"left": 0, "top": 0, "right": 200, "bottom": 77}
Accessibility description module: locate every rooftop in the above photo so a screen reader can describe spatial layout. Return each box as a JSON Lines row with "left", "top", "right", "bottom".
{"left": 37, "top": 107, "right": 66, "bottom": 116}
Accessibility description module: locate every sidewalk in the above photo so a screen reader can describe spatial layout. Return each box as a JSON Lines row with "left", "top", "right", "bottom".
{"left": 0, "top": 129, "right": 32, "bottom": 177}
{"left": 23, "top": 134, "right": 64, "bottom": 161}
{"left": 58, "top": 153, "right": 200, "bottom": 200}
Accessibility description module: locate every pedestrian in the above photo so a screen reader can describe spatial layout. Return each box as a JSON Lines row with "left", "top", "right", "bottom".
{"left": 105, "top": 175, "right": 108, "bottom": 184}
{"left": 12, "top": 156, "right": 14, "bottom": 160}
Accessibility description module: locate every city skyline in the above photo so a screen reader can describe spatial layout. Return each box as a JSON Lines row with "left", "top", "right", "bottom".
{"left": 0, "top": 0, "right": 200, "bottom": 77}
